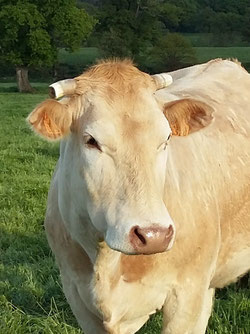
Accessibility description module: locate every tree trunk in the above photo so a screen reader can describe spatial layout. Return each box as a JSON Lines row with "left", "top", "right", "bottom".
{"left": 16, "top": 67, "right": 34, "bottom": 93}
{"left": 52, "top": 64, "right": 59, "bottom": 82}
{"left": 135, "top": 1, "right": 140, "bottom": 17}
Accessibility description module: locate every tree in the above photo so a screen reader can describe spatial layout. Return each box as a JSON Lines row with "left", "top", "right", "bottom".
{"left": 166, "top": 0, "right": 198, "bottom": 32}
{"left": 149, "top": 33, "right": 197, "bottom": 72}
{"left": 0, "top": 0, "right": 96, "bottom": 92}
{"left": 96, "top": 0, "right": 169, "bottom": 59}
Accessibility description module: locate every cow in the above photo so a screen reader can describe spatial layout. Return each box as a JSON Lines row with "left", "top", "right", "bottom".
{"left": 28, "top": 59, "right": 250, "bottom": 334}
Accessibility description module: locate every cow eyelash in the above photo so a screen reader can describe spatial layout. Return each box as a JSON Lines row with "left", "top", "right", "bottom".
{"left": 162, "top": 134, "right": 172, "bottom": 150}
{"left": 162, "top": 142, "right": 168, "bottom": 150}
{"left": 84, "top": 135, "right": 102, "bottom": 151}
{"left": 158, "top": 133, "right": 172, "bottom": 151}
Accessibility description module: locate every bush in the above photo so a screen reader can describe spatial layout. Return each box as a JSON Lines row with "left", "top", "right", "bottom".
{"left": 147, "top": 33, "right": 197, "bottom": 73}
{"left": 99, "top": 29, "right": 132, "bottom": 58}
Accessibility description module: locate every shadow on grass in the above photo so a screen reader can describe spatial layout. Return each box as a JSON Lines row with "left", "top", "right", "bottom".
{"left": 0, "top": 85, "right": 49, "bottom": 94}
{"left": 0, "top": 227, "right": 78, "bottom": 328}
{"left": 35, "top": 146, "right": 60, "bottom": 159}
{"left": 0, "top": 86, "right": 18, "bottom": 93}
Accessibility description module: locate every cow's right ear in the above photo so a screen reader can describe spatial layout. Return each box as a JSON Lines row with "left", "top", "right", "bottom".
{"left": 163, "top": 98, "right": 214, "bottom": 136}
{"left": 27, "top": 99, "right": 72, "bottom": 140}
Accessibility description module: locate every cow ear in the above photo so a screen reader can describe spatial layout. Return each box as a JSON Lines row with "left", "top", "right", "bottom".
{"left": 27, "top": 99, "right": 72, "bottom": 140}
{"left": 163, "top": 99, "right": 214, "bottom": 136}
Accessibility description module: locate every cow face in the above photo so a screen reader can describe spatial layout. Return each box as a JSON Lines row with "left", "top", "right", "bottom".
{"left": 75, "top": 88, "right": 174, "bottom": 255}
{"left": 28, "top": 60, "right": 213, "bottom": 255}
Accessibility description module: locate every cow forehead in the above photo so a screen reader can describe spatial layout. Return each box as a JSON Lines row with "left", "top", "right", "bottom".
{"left": 80, "top": 91, "right": 171, "bottom": 146}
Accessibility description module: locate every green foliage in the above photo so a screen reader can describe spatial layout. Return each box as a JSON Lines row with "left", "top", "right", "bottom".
{"left": 50, "top": 4, "right": 96, "bottom": 51}
{"left": 83, "top": 0, "right": 250, "bottom": 72}
{"left": 157, "top": 2, "right": 183, "bottom": 31}
{"left": 97, "top": 0, "right": 167, "bottom": 58}
{"left": 188, "top": 0, "right": 250, "bottom": 44}
{"left": 167, "top": 0, "right": 198, "bottom": 32}
{"left": 148, "top": 33, "right": 197, "bottom": 72}
{"left": 241, "top": 7, "right": 250, "bottom": 43}
{"left": 100, "top": 29, "right": 133, "bottom": 58}
{"left": 85, "top": 0, "right": 250, "bottom": 58}
{"left": 0, "top": 0, "right": 96, "bottom": 68}
{"left": 0, "top": 2, "right": 53, "bottom": 67}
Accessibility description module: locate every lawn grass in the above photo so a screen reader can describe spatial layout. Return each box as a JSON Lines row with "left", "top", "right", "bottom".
{"left": 0, "top": 82, "right": 50, "bottom": 94}
{"left": 194, "top": 47, "right": 250, "bottom": 65}
{"left": 58, "top": 47, "right": 250, "bottom": 73}
{"left": 0, "top": 86, "right": 249, "bottom": 333}
{"left": 58, "top": 46, "right": 250, "bottom": 66}
{"left": 184, "top": 33, "right": 248, "bottom": 47}
{"left": 1, "top": 46, "right": 250, "bottom": 86}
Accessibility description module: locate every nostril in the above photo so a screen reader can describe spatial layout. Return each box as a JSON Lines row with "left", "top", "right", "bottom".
{"left": 130, "top": 224, "right": 175, "bottom": 254}
{"left": 134, "top": 227, "right": 146, "bottom": 245}
{"left": 166, "top": 225, "right": 174, "bottom": 238}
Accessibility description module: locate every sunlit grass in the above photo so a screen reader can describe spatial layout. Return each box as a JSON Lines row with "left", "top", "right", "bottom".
{"left": 194, "top": 47, "right": 250, "bottom": 66}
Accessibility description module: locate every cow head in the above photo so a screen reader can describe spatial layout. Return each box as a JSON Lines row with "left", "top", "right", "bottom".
{"left": 28, "top": 60, "right": 213, "bottom": 255}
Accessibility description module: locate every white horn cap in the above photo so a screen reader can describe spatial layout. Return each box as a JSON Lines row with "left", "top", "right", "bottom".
{"left": 49, "top": 79, "right": 77, "bottom": 99}
{"left": 152, "top": 73, "right": 173, "bottom": 90}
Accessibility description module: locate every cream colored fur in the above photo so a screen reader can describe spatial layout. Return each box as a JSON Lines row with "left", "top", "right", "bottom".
{"left": 30, "top": 59, "right": 250, "bottom": 334}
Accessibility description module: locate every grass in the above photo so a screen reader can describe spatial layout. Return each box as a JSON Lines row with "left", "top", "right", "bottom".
{"left": 57, "top": 46, "right": 250, "bottom": 74}
{"left": 58, "top": 46, "right": 250, "bottom": 66}
{"left": 183, "top": 33, "right": 248, "bottom": 47}
{"left": 194, "top": 47, "right": 250, "bottom": 65}
{"left": 0, "top": 85, "right": 249, "bottom": 333}
{"left": 0, "top": 90, "right": 81, "bottom": 333}
{"left": 1, "top": 46, "right": 250, "bottom": 85}
{"left": 0, "top": 82, "right": 50, "bottom": 94}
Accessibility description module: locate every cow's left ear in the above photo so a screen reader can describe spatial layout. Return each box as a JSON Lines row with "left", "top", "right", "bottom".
{"left": 163, "top": 99, "right": 214, "bottom": 136}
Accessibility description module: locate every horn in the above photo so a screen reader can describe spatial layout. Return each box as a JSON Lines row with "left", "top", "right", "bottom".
{"left": 49, "top": 79, "right": 77, "bottom": 99}
{"left": 152, "top": 73, "right": 173, "bottom": 90}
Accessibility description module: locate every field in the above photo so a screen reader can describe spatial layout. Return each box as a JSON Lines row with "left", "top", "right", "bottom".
{"left": 0, "top": 87, "right": 249, "bottom": 334}
{"left": 194, "top": 47, "right": 250, "bottom": 66}
{"left": 58, "top": 47, "right": 250, "bottom": 68}
{"left": 1, "top": 46, "right": 250, "bottom": 87}
{"left": 41, "top": 46, "right": 250, "bottom": 81}
{"left": 57, "top": 47, "right": 250, "bottom": 73}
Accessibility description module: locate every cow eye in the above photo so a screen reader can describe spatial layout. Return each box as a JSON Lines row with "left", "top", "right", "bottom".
{"left": 84, "top": 135, "right": 101, "bottom": 151}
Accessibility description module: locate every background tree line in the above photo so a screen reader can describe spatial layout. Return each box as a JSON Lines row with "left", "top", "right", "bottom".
{"left": 80, "top": 0, "right": 250, "bottom": 70}
{"left": 0, "top": 0, "right": 250, "bottom": 91}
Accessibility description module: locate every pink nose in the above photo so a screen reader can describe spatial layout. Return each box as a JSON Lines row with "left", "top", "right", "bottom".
{"left": 129, "top": 225, "right": 174, "bottom": 254}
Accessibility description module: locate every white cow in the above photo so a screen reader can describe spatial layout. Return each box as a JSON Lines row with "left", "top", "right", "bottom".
{"left": 28, "top": 59, "right": 250, "bottom": 334}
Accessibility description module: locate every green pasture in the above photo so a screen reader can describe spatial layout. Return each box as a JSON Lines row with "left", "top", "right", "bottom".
{"left": 184, "top": 33, "right": 248, "bottom": 47}
{"left": 194, "top": 47, "right": 250, "bottom": 65}
{"left": 58, "top": 47, "right": 250, "bottom": 67}
{"left": 1, "top": 46, "right": 250, "bottom": 87}
{"left": 58, "top": 47, "right": 250, "bottom": 74}
{"left": 0, "top": 86, "right": 249, "bottom": 333}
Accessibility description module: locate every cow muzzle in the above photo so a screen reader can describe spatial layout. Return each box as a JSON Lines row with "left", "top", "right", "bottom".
{"left": 129, "top": 224, "right": 174, "bottom": 255}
